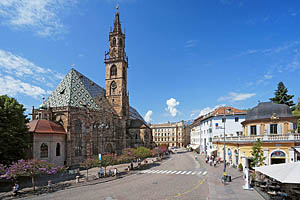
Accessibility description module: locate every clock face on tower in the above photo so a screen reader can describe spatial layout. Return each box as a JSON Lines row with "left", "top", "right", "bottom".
{"left": 111, "top": 81, "right": 117, "bottom": 89}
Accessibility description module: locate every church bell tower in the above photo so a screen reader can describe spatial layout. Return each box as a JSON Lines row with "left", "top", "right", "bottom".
{"left": 105, "top": 6, "right": 129, "bottom": 120}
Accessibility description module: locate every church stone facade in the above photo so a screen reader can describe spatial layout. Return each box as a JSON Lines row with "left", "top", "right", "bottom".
{"left": 30, "top": 8, "right": 152, "bottom": 167}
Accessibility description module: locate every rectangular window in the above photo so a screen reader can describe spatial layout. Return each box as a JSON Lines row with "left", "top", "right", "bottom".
{"left": 235, "top": 117, "right": 239, "bottom": 122}
{"left": 250, "top": 125, "right": 257, "bottom": 135}
{"left": 222, "top": 118, "right": 226, "bottom": 123}
{"left": 270, "top": 124, "right": 277, "bottom": 134}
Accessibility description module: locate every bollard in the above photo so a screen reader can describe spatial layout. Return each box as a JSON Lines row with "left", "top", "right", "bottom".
{"left": 76, "top": 176, "right": 80, "bottom": 183}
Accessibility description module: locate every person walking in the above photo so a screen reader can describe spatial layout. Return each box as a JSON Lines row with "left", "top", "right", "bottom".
{"left": 114, "top": 168, "right": 118, "bottom": 178}
{"left": 12, "top": 182, "right": 19, "bottom": 196}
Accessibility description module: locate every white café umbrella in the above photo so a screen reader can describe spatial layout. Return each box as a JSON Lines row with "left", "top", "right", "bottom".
{"left": 254, "top": 162, "right": 300, "bottom": 184}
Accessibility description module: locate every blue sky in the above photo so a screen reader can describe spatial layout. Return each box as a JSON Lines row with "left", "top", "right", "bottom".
{"left": 0, "top": 0, "right": 300, "bottom": 124}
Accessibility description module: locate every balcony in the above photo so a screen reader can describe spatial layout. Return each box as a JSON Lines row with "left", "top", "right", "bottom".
{"left": 213, "top": 134, "right": 300, "bottom": 143}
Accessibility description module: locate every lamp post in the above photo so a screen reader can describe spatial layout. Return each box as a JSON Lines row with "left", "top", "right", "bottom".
{"left": 223, "top": 106, "right": 227, "bottom": 181}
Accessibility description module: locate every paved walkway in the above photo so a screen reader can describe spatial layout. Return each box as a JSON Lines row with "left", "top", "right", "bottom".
{"left": 0, "top": 157, "right": 161, "bottom": 199}
{"left": 197, "top": 155, "right": 264, "bottom": 200}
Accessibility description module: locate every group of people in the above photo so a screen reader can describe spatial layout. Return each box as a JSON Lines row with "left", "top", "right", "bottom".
{"left": 205, "top": 155, "right": 219, "bottom": 167}
{"left": 98, "top": 167, "right": 119, "bottom": 178}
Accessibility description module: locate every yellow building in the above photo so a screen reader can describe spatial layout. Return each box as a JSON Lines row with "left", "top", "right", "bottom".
{"left": 150, "top": 121, "right": 190, "bottom": 147}
{"left": 213, "top": 102, "right": 300, "bottom": 167}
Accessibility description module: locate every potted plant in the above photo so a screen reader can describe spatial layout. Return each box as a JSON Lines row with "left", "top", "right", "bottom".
{"left": 238, "top": 163, "right": 243, "bottom": 172}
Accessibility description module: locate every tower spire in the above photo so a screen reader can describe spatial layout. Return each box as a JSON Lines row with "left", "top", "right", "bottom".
{"left": 113, "top": 4, "right": 122, "bottom": 33}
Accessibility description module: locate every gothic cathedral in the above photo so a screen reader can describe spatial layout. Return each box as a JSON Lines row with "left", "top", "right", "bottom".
{"left": 29, "top": 7, "right": 152, "bottom": 167}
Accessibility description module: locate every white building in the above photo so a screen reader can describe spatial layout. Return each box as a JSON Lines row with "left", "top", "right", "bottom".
{"left": 190, "top": 106, "right": 246, "bottom": 155}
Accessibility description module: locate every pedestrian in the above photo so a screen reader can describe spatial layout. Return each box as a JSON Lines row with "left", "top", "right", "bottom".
{"left": 99, "top": 167, "right": 104, "bottom": 177}
{"left": 114, "top": 168, "right": 118, "bottom": 178}
{"left": 12, "top": 182, "right": 19, "bottom": 196}
{"left": 47, "top": 180, "right": 53, "bottom": 193}
{"left": 130, "top": 161, "right": 133, "bottom": 170}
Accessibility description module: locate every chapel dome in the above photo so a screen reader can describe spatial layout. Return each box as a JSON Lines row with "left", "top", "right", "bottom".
{"left": 246, "top": 102, "right": 293, "bottom": 121}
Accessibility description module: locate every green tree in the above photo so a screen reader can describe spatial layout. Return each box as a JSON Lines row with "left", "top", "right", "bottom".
{"left": 0, "top": 95, "right": 31, "bottom": 165}
{"left": 134, "top": 147, "right": 152, "bottom": 160}
{"left": 250, "top": 139, "right": 265, "bottom": 168}
{"left": 270, "top": 82, "right": 295, "bottom": 107}
{"left": 292, "top": 99, "right": 300, "bottom": 133}
{"left": 100, "top": 154, "right": 116, "bottom": 176}
{"left": 80, "top": 158, "right": 97, "bottom": 181}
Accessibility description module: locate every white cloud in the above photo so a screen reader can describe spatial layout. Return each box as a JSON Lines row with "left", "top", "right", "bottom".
{"left": 238, "top": 40, "right": 300, "bottom": 57}
{"left": 184, "top": 40, "right": 198, "bottom": 48}
{"left": 218, "top": 92, "right": 256, "bottom": 102}
{"left": 193, "top": 104, "right": 225, "bottom": 118}
{"left": 166, "top": 98, "right": 180, "bottom": 117}
{"left": 264, "top": 74, "right": 273, "bottom": 79}
{"left": 0, "top": 75, "right": 47, "bottom": 99}
{"left": 0, "top": 0, "right": 76, "bottom": 37}
{"left": 0, "top": 49, "right": 63, "bottom": 84}
{"left": 144, "top": 110, "right": 153, "bottom": 123}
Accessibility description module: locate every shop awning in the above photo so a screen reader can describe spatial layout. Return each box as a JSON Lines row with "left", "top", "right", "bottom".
{"left": 207, "top": 148, "right": 218, "bottom": 155}
{"left": 293, "top": 147, "right": 300, "bottom": 154}
{"left": 254, "top": 162, "right": 300, "bottom": 184}
{"left": 190, "top": 144, "right": 200, "bottom": 150}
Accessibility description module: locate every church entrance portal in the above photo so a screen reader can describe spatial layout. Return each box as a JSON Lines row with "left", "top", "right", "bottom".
{"left": 105, "top": 143, "right": 113, "bottom": 153}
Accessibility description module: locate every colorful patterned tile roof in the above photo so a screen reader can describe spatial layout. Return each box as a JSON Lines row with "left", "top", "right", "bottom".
{"left": 45, "top": 68, "right": 105, "bottom": 110}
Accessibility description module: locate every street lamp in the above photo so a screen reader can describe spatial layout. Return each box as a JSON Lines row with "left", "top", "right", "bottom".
{"left": 223, "top": 106, "right": 226, "bottom": 181}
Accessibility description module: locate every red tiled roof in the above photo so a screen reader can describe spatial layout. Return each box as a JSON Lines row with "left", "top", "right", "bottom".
{"left": 28, "top": 120, "right": 66, "bottom": 134}
{"left": 192, "top": 106, "right": 247, "bottom": 123}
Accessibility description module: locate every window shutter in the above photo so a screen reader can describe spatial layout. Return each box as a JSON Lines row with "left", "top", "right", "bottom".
{"left": 278, "top": 124, "right": 282, "bottom": 134}
{"left": 248, "top": 126, "right": 250, "bottom": 136}
{"left": 267, "top": 124, "right": 270, "bottom": 134}
{"left": 290, "top": 123, "right": 293, "bottom": 131}
{"left": 257, "top": 125, "right": 260, "bottom": 135}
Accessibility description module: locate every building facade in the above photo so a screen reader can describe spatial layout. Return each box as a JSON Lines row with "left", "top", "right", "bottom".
{"left": 190, "top": 106, "right": 246, "bottom": 155}
{"left": 213, "top": 102, "right": 300, "bottom": 167}
{"left": 151, "top": 121, "right": 190, "bottom": 148}
{"left": 30, "top": 8, "right": 152, "bottom": 167}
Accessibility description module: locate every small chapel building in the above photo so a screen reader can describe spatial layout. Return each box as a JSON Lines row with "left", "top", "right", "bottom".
{"left": 29, "top": 8, "right": 152, "bottom": 167}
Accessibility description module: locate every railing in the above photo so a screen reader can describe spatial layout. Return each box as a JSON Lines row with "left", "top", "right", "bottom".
{"left": 213, "top": 134, "right": 300, "bottom": 142}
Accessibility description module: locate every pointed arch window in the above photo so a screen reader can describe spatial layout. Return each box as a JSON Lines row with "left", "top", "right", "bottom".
{"left": 112, "top": 37, "right": 116, "bottom": 46}
{"left": 92, "top": 123, "right": 99, "bottom": 155}
{"left": 75, "top": 120, "right": 82, "bottom": 156}
{"left": 110, "top": 65, "right": 117, "bottom": 76}
{"left": 40, "top": 143, "right": 48, "bottom": 158}
{"left": 119, "top": 38, "right": 123, "bottom": 47}
{"left": 56, "top": 143, "right": 61, "bottom": 156}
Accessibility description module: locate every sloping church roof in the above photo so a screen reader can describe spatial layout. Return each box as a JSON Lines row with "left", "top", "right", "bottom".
{"left": 45, "top": 68, "right": 146, "bottom": 122}
{"left": 45, "top": 68, "right": 105, "bottom": 110}
{"left": 28, "top": 120, "right": 66, "bottom": 134}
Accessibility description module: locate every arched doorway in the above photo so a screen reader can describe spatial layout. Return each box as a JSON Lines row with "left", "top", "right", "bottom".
{"left": 105, "top": 143, "right": 113, "bottom": 153}
{"left": 271, "top": 150, "right": 286, "bottom": 165}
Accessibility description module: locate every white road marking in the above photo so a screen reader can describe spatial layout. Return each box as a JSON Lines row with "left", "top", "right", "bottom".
{"left": 176, "top": 171, "right": 182, "bottom": 174}
{"left": 171, "top": 171, "right": 177, "bottom": 174}
{"left": 166, "top": 171, "right": 172, "bottom": 174}
{"left": 192, "top": 171, "right": 197, "bottom": 175}
{"left": 156, "top": 170, "right": 163, "bottom": 174}
{"left": 161, "top": 170, "right": 168, "bottom": 174}
{"left": 186, "top": 171, "right": 192, "bottom": 175}
{"left": 181, "top": 171, "right": 187, "bottom": 174}
{"left": 197, "top": 171, "right": 202, "bottom": 175}
{"left": 203, "top": 171, "right": 207, "bottom": 175}
{"left": 152, "top": 170, "right": 159, "bottom": 173}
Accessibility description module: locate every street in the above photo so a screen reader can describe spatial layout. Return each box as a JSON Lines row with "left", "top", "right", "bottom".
{"left": 25, "top": 151, "right": 208, "bottom": 200}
